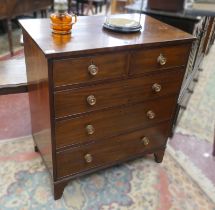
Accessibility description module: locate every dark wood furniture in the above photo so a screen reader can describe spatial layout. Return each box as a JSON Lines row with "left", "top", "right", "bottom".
{"left": 0, "top": 0, "right": 53, "bottom": 56}
{"left": 147, "top": 0, "right": 185, "bottom": 12}
{"left": 0, "top": 57, "right": 27, "bottom": 95}
{"left": 19, "top": 15, "right": 194, "bottom": 200}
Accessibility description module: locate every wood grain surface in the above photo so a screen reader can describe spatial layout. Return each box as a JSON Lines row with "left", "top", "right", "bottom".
{"left": 23, "top": 30, "right": 54, "bottom": 177}
{"left": 130, "top": 44, "right": 191, "bottom": 75}
{"left": 19, "top": 14, "right": 194, "bottom": 58}
{"left": 53, "top": 52, "right": 128, "bottom": 87}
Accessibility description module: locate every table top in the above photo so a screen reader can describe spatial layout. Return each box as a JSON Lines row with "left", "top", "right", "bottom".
{"left": 126, "top": 1, "right": 215, "bottom": 18}
{"left": 126, "top": 1, "right": 199, "bottom": 20}
{"left": 19, "top": 14, "right": 194, "bottom": 59}
{"left": 0, "top": 57, "right": 27, "bottom": 94}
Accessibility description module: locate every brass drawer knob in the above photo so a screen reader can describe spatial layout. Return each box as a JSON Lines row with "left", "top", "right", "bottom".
{"left": 87, "top": 95, "right": 96, "bottom": 106}
{"left": 84, "top": 153, "right": 93, "bottom": 163}
{"left": 152, "top": 83, "right": 162, "bottom": 93}
{"left": 88, "top": 64, "right": 98, "bottom": 76}
{"left": 86, "top": 124, "right": 95, "bottom": 135}
{"left": 146, "top": 110, "right": 155, "bottom": 119}
{"left": 141, "top": 136, "right": 150, "bottom": 146}
{"left": 157, "top": 54, "right": 167, "bottom": 66}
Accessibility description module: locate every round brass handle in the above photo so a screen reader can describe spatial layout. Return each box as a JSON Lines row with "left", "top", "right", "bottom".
{"left": 86, "top": 124, "right": 95, "bottom": 135}
{"left": 157, "top": 54, "right": 167, "bottom": 66}
{"left": 87, "top": 95, "right": 96, "bottom": 106}
{"left": 146, "top": 110, "right": 156, "bottom": 119}
{"left": 84, "top": 154, "right": 93, "bottom": 163}
{"left": 141, "top": 136, "right": 150, "bottom": 146}
{"left": 152, "top": 83, "right": 162, "bottom": 93}
{"left": 88, "top": 64, "right": 98, "bottom": 76}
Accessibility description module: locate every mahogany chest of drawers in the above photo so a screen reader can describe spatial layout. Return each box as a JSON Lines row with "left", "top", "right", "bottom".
{"left": 19, "top": 15, "right": 194, "bottom": 200}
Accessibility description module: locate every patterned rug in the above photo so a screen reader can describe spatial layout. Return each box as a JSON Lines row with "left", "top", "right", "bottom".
{"left": 0, "top": 136, "right": 215, "bottom": 210}
{"left": 176, "top": 44, "right": 215, "bottom": 143}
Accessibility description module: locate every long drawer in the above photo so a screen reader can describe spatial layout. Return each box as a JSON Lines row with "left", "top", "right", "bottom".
{"left": 55, "top": 96, "right": 176, "bottom": 148}
{"left": 56, "top": 121, "right": 171, "bottom": 178}
{"left": 130, "top": 44, "right": 191, "bottom": 75}
{"left": 53, "top": 52, "right": 128, "bottom": 88}
{"left": 54, "top": 69, "right": 184, "bottom": 118}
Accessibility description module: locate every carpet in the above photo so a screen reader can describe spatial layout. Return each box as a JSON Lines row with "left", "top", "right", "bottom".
{"left": 176, "top": 44, "right": 215, "bottom": 143}
{"left": 0, "top": 136, "right": 215, "bottom": 210}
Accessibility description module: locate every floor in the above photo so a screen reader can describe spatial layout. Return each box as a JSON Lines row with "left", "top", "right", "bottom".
{"left": 170, "top": 132, "right": 215, "bottom": 185}
{"left": 0, "top": 18, "right": 215, "bottom": 203}
{"left": 0, "top": 93, "right": 31, "bottom": 140}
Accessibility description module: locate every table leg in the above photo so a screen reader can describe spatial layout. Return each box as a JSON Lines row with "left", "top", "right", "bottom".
{"left": 85, "top": 0, "right": 94, "bottom": 15}
{"left": 68, "top": 0, "right": 72, "bottom": 12}
{"left": 6, "top": 19, "right": 13, "bottom": 56}
{"left": 76, "top": 1, "right": 79, "bottom": 15}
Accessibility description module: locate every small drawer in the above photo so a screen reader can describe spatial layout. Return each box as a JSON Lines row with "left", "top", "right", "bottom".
{"left": 54, "top": 69, "right": 184, "bottom": 118}
{"left": 56, "top": 122, "right": 171, "bottom": 178}
{"left": 55, "top": 96, "right": 176, "bottom": 148}
{"left": 130, "top": 44, "right": 191, "bottom": 75}
{"left": 53, "top": 53, "right": 128, "bottom": 87}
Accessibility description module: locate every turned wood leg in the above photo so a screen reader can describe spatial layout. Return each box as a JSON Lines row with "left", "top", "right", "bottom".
{"left": 41, "top": 9, "right": 47, "bottom": 18}
{"left": 6, "top": 19, "right": 13, "bottom": 56}
{"left": 154, "top": 149, "right": 165, "bottom": 163}
{"left": 53, "top": 181, "right": 69, "bottom": 200}
{"left": 68, "top": 0, "right": 72, "bottom": 12}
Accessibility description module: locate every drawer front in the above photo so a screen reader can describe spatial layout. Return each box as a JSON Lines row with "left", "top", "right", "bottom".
{"left": 56, "top": 122, "right": 171, "bottom": 178}
{"left": 53, "top": 53, "right": 128, "bottom": 87}
{"left": 130, "top": 44, "right": 191, "bottom": 75}
{"left": 54, "top": 69, "right": 184, "bottom": 118}
{"left": 55, "top": 96, "right": 176, "bottom": 148}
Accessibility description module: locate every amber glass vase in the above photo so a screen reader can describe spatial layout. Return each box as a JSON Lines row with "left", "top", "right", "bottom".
{"left": 50, "top": 11, "right": 77, "bottom": 34}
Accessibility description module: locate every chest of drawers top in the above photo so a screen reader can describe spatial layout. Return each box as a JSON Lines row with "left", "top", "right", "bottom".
{"left": 19, "top": 14, "right": 194, "bottom": 59}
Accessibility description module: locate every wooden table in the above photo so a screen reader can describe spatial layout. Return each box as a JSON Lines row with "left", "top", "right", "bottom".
{"left": 0, "top": 0, "right": 53, "bottom": 56}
